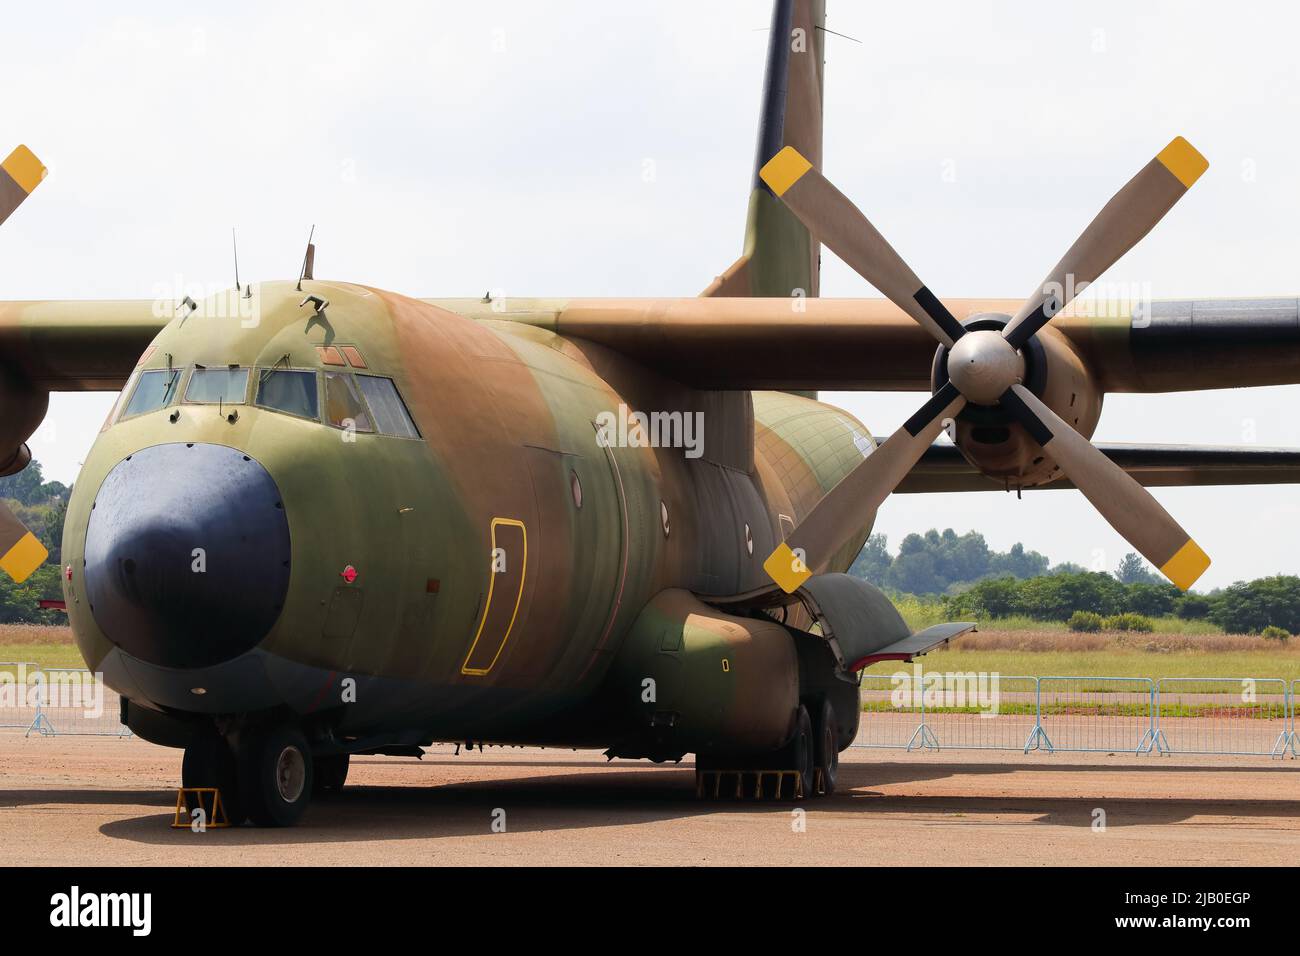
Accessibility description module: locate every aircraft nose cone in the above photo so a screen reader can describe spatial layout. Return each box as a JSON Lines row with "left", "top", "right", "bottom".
{"left": 83, "top": 443, "right": 291, "bottom": 669}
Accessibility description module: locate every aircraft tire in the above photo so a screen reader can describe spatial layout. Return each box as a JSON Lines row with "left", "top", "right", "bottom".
{"left": 182, "top": 730, "right": 247, "bottom": 825}
{"left": 812, "top": 698, "right": 839, "bottom": 796}
{"left": 313, "top": 753, "right": 350, "bottom": 794}
{"left": 775, "top": 704, "right": 815, "bottom": 800}
{"left": 238, "top": 725, "right": 314, "bottom": 827}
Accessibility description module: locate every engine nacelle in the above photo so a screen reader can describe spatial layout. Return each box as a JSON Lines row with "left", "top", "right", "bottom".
{"left": 931, "top": 313, "right": 1102, "bottom": 489}
{"left": 0, "top": 365, "right": 48, "bottom": 477}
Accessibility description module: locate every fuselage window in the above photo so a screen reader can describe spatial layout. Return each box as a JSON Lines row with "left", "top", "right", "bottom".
{"left": 255, "top": 369, "right": 319, "bottom": 420}
{"left": 120, "top": 368, "right": 181, "bottom": 420}
{"left": 355, "top": 375, "right": 420, "bottom": 438}
{"left": 185, "top": 366, "right": 249, "bottom": 404}
{"left": 324, "top": 371, "right": 374, "bottom": 432}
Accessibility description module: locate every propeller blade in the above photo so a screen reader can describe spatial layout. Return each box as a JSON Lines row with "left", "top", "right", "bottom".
{"left": 0, "top": 500, "right": 48, "bottom": 583}
{"left": 1002, "top": 137, "right": 1207, "bottom": 350}
{"left": 1000, "top": 384, "right": 1209, "bottom": 590}
{"left": 0, "top": 145, "right": 46, "bottom": 228}
{"left": 764, "top": 382, "right": 967, "bottom": 592}
{"left": 0, "top": 145, "right": 51, "bottom": 583}
{"left": 758, "top": 146, "right": 966, "bottom": 348}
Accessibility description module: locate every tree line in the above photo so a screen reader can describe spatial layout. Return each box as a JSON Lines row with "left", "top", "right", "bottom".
{"left": 849, "top": 528, "right": 1088, "bottom": 595}
{"left": 850, "top": 529, "right": 1300, "bottom": 636}
{"left": 0, "top": 461, "right": 68, "bottom": 624}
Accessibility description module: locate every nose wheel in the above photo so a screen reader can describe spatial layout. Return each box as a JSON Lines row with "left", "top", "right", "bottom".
{"left": 237, "top": 725, "right": 315, "bottom": 827}
{"left": 183, "top": 723, "right": 315, "bottom": 827}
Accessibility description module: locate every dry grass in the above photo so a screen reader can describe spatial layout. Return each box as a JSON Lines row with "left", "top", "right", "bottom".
{"left": 0, "top": 623, "right": 72, "bottom": 646}
{"left": 862, "top": 627, "right": 1300, "bottom": 680}
{"left": 948, "top": 630, "right": 1297, "bottom": 654}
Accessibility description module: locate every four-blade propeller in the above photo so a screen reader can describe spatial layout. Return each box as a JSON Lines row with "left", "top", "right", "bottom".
{"left": 760, "top": 138, "right": 1211, "bottom": 595}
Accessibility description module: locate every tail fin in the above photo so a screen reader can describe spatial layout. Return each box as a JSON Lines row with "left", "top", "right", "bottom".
{"left": 702, "top": 0, "right": 825, "bottom": 299}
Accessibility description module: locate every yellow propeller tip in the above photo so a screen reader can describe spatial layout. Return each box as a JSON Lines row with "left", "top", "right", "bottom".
{"left": 1, "top": 144, "right": 47, "bottom": 194}
{"left": 1157, "top": 136, "right": 1208, "bottom": 189}
{"left": 763, "top": 542, "right": 813, "bottom": 594}
{"left": 0, "top": 531, "right": 48, "bottom": 583}
{"left": 1159, "top": 539, "right": 1210, "bottom": 592}
{"left": 758, "top": 146, "right": 812, "bottom": 197}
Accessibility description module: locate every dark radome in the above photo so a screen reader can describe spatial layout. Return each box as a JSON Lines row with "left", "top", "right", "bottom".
{"left": 83, "top": 443, "right": 291, "bottom": 669}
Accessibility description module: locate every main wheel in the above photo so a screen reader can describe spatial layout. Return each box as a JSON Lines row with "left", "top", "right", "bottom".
{"left": 313, "top": 753, "right": 350, "bottom": 794}
{"left": 238, "top": 725, "right": 314, "bottom": 827}
{"left": 181, "top": 730, "right": 246, "bottom": 825}
{"left": 813, "top": 698, "right": 839, "bottom": 796}
{"left": 776, "top": 704, "right": 815, "bottom": 800}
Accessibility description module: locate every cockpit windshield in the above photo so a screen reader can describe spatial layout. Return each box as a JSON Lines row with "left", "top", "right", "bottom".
{"left": 185, "top": 367, "right": 249, "bottom": 404}
{"left": 323, "top": 371, "right": 374, "bottom": 433}
{"left": 120, "top": 368, "right": 181, "bottom": 419}
{"left": 255, "top": 369, "right": 318, "bottom": 419}
{"left": 113, "top": 360, "right": 419, "bottom": 439}
{"left": 356, "top": 374, "right": 420, "bottom": 438}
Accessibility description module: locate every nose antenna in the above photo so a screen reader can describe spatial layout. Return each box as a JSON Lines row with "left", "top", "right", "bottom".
{"left": 296, "top": 224, "right": 316, "bottom": 291}
{"left": 232, "top": 227, "right": 241, "bottom": 293}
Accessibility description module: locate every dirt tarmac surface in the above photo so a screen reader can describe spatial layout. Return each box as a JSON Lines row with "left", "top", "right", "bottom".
{"left": 1, "top": 734, "right": 1296, "bottom": 865}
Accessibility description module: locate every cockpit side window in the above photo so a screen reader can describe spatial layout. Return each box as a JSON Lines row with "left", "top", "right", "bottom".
{"left": 255, "top": 369, "right": 319, "bottom": 420}
{"left": 356, "top": 375, "right": 420, "bottom": 438}
{"left": 185, "top": 366, "right": 250, "bottom": 404}
{"left": 120, "top": 368, "right": 181, "bottom": 420}
{"left": 323, "top": 371, "right": 374, "bottom": 432}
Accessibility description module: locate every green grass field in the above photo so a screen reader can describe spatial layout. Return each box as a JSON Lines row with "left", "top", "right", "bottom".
{"left": 0, "top": 643, "right": 85, "bottom": 671}
{"left": 3, "top": 620, "right": 1297, "bottom": 684}
{"left": 0, "top": 625, "right": 81, "bottom": 673}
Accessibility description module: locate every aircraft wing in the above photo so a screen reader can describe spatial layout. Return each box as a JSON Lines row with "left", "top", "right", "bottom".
{"left": 0, "top": 299, "right": 166, "bottom": 390}
{"left": 440, "top": 295, "right": 1300, "bottom": 393}
{"left": 17, "top": 293, "right": 1295, "bottom": 396}
{"left": 897, "top": 442, "right": 1300, "bottom": 493}
{"left": 4, "top": 292, "right": 1298, "bottom": 398}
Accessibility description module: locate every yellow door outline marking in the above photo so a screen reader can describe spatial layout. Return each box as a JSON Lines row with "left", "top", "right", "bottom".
{"left": 460, "top": 517, "right": 527, "bottom": 676}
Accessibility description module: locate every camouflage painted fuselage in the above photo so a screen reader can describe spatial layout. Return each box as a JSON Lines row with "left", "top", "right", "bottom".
{"left": 63, "top": 280, "right": 873, "bottom": 749}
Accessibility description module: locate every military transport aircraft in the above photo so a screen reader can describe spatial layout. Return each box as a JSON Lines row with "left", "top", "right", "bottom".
{"left": 3, "top": 0, "right": 1300, "bottom": 825}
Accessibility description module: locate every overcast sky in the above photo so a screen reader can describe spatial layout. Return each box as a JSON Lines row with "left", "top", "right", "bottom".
{"left": 1, "top": 1, "right": 1297, "bottom": 589}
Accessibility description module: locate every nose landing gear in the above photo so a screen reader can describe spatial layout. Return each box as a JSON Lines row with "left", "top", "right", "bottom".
{"left": 181, "top": 724, "right": 316, "bottom": 827}
{"left": 239, "top": 726, "right": 314, "bottom": 827}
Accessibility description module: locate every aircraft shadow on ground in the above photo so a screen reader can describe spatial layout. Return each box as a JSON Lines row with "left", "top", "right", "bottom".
{"left": 0, "top": 757, "right": 1272, "bottom": 846}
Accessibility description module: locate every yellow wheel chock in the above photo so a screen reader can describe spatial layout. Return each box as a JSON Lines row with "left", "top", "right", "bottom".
{"left": 171, "top": 787, "right": 232, "bottom": 828}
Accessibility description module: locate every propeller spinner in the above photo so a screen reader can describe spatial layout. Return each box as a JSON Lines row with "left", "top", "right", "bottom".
{"left": 759, "top": 138, "right": 1211, "bottom": 595}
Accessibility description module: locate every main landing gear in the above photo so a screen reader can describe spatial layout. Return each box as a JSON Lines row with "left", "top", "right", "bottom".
{"left": 182, "top": 724, "right": 331, "bottom": 827}
{"left": 696, "top": 701, "right": 839, "bottom": 800}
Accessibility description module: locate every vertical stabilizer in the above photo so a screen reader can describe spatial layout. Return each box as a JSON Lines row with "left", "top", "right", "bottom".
{"left": 702, "top": 0, "right": 826, "bottom": 300}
